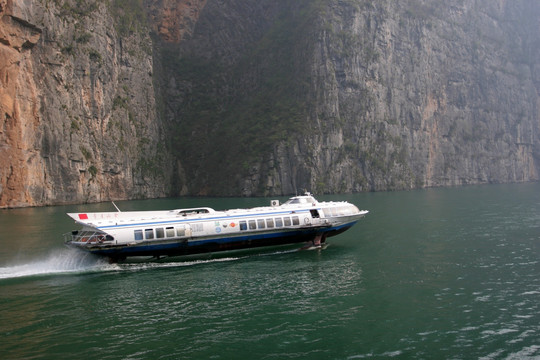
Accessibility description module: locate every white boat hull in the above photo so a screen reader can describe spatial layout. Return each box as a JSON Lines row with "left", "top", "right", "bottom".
{"left": 64, "top": 194, "right": 368, "bottom": 262}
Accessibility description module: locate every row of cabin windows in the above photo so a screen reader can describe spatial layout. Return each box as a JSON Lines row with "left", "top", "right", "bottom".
{"left": 134, "top": 214, "right": 307, "bottom": 240}
{"left": 134, "top": 226, "right": 185, "bottom": 241}
{"left": 239, "top": 215, "right": 300, "bottom": 231}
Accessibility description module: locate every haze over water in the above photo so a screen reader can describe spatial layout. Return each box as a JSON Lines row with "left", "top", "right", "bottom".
{"left": 1, "top": 183, "right": 539, "bottom": 359}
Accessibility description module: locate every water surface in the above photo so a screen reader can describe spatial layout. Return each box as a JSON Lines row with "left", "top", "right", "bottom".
{"left": 1, "top": 184, "right": 539, "bottom": 359}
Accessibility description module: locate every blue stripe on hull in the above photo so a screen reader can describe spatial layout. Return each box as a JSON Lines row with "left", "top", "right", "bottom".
{"left": 72, "top": 221, "right": 357, "bottom": 260}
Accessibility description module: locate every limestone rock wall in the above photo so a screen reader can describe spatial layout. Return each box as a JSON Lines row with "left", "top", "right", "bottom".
{"left": 161, "top": 0, "right": 540, "bottom": 196}
{"left": 1, "top": 0, "right": 539, "bottom": 207}
{"left": 0, "top": 0, "right": 172, "bottom": 207}
{"left": 303, "top": 0, "right": 540, "bottom": 192}
{"left": 0, "top": 0, "right": 42, "bottom": 207}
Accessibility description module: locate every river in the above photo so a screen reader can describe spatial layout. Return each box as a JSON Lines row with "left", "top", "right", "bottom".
{"left": 1, "top": 183, "right": 539, "bottom": 359}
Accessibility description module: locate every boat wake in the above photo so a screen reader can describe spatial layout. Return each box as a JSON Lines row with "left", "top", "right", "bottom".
{"left": 0, "top": 250, "right": 251, "bottom": 280}
{"left": 0, "top": 244, "right": 324, "bottom": 280}
{"left": 0, "top": 249, "right": 109, "bottom": 280}
{"left": 115, "top": 256, "right": 244, "bottom": 272}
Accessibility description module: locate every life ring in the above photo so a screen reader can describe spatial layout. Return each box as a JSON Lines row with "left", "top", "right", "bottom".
{"left": 304, "top": 217, "right": 310, "bottom": 225}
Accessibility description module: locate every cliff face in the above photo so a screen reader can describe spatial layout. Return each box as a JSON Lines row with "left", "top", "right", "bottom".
{"left": 167, "top": 0, "right": 540, "bottom": 195}
{"left": 145, "top": 0, "right": 207, "bottom": 42}
{"left": 0, "top": 0, "right": 172, "bottom": 207}
{"left": 0, "top": 0, "right": 42, "bottom": 207}
{"left": 162, "top": 0, "right": 540, "bottom": 196}
{"left": 1, "top": 0, "right": 539, "bottom": 207}
{"left": 311, "top": 0, "right": 540, "bottom": 192}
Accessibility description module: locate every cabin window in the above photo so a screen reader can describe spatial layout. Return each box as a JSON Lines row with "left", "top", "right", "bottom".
{"left": 239, "top": 221, "right": 247, "bottom": 231}
{"left": 310, "top": 209, "right": 320, "bottom": 218}
{"left": 275, "top": 217, "right": 283, "bottom": 227}
{"left": 266, "top": 218, "right": 274, "bottom": 228}
{"left": 249, "top": 220, "right": 257, "bottom": 230}
{"left": 283, "top": 217, "right": 291, "bottom": 226}
{"left": 145, "top": 229, "right": 154, "bottom": 239}
{"left": 292, "top": 216, "right": 300, "bottom": 225}
{"left": 176, "top": 227, "right": 185, "bottom": 237}
{"left": 191, "top": 223, "right": 204, "bottom": 232}
{"left": 156, "top": 228, "right": 165, "bottom": 239}
{"left": 342, "top": 206, "right": 353, "bottom": 215}
{"left": 166, "top": 227, "right": 175, "bottom": 237}
{"left": 134, "top": 230, "right": 143, "bottom": 240}
{"left": 257, "top": 219, "right": 266, "bottom": 229}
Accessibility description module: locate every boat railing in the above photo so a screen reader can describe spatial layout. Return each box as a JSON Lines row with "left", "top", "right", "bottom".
{"left": 64, "top": 230, "right": 114, "bottom": 245}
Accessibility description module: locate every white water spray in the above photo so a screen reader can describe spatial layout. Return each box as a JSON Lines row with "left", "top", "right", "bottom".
{"left": 0, "top": 249, "right": 110, "bottom": 280}
{"left": 0, "top": 245, "right": 315, "bottom": 280}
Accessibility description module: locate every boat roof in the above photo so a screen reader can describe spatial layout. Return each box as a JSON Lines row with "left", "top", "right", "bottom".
{"left": 283, "top": 194, "right": 318, "bottom": 205}
{"left": 66, "top": 193, "right": 357, "bottom": 227}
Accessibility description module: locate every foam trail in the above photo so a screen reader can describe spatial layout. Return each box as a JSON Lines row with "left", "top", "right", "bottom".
{"left": 0, "top": 249, "right": 109, "bottom": 280}
{"left": 0, "top": 244, "right": 315, "bottom": 279}
{"left": 116, "top": 256, "right": 244, "bottom": 272}
{"left": 0, "top": 251, "right": 245, "bottom": 279}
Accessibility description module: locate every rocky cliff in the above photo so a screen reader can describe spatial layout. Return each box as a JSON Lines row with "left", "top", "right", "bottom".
{"left": 1, "top": 0, "right": 172, "bottom": 207}
{"left": 162, "top": 0, "right": 540, "bottom": 196}
{"left": 1, "top": 0, "right": 539, "bottom": 207}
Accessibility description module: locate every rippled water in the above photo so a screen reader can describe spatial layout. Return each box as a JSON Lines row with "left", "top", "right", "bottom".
{"left": 1, "top": 183, "right": 539, "bottom": 359}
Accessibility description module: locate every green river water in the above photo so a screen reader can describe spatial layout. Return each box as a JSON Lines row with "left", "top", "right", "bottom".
{"left": 0, "top": 183, "right": 539, "bottom": 359}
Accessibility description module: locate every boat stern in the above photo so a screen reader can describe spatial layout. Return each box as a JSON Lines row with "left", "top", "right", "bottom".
{"left": 64, "top": 229, "right": 115, "bottom": 249}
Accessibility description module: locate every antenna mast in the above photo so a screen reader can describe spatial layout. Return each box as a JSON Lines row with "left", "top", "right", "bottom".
{"left": 112, "top": 202, "right": 121, "bottom": 212}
